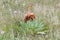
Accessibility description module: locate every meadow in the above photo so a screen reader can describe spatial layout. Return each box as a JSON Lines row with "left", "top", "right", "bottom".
{"left": 0, "top": 0, "right": 60, "bottom": 40}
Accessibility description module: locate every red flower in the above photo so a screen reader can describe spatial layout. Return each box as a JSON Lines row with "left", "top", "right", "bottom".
{"left": 24, "top": 12, "right": 35, "bottom": 22}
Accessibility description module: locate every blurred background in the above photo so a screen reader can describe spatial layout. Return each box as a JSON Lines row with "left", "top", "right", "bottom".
{"left": 0, "top": 0, "right": 60, "bottom": 40}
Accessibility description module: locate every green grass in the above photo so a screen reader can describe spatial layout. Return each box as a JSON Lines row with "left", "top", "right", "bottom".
{"left": 0, "top": 0, "right": 60, "bottom": 40}
{"left": 0, "top": 20, "right": 49, "bottom": 40}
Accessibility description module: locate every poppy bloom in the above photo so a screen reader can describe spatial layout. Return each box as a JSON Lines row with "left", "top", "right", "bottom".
{"left": 24, "top": 12, "right": 35, "bottom": 22}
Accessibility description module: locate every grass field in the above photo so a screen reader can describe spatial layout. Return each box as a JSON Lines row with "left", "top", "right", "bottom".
{"left": 0, "top": 0, "right": 60, "bottom": 40}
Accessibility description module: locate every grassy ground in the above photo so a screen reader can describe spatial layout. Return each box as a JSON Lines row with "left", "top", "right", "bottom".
{"left": 0, "top": 0, "right": 60, "bottom": 40}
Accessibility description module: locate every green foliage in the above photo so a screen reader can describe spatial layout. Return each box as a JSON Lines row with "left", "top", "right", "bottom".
{"left": 0, "top": 0, "right": 60, "bottom": 40}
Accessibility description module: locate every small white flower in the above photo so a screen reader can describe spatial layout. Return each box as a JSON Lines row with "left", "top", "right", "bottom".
{"left": 14, "top": 11, "right": 17, "bottom": 13}
{"left": 37, "top": 32, "right": 46, "bottom": 35}
{"left": 15, "top": 1, "right": 17, "bottom": 4}
{"left": 3, "top": 5, "right": 5, "bottom": 8}
{"left": 0, "top": 30, "right": 5, "bottom": 35}
{"left": 9, "top": 8, "right": 12, "bottom": 11}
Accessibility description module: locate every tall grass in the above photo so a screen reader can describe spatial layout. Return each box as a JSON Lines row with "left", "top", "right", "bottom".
{"left": 0, "top": 0, "right": 60, "bottom": 40}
